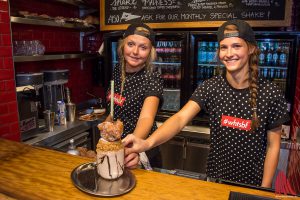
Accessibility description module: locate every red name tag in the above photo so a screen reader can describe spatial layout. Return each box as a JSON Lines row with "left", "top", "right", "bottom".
{"left": 221, "top": 115, "right": 252, "bottom": 131}
{"left": 107, "top": 93, "right": 126, "bottom": 107}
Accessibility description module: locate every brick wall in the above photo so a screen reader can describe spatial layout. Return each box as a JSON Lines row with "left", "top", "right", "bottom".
{"left": 0, "top": 0, "right": 20, "bottom": 141}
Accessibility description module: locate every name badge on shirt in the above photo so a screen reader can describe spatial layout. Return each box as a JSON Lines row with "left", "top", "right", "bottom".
{"left": 107, "top": 93, "right": 126, "bottom": 107}
{"left": 221, "top": 115, "right": 252, "bottom": 131}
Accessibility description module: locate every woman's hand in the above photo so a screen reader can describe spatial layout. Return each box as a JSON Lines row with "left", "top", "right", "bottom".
{"left": 122, "top": 134, "right": 149, "bottom": 155}
{"left": 124, "top": 152, "right": 139, "bottom": 169}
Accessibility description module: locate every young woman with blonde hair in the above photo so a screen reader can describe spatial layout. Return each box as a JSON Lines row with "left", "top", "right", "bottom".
{"left": 105, "top": 23, "right": 164, "bottom": 168}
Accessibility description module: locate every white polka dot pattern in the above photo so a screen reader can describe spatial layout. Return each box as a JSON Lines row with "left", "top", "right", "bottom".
{"left": 107, "top": 64, "right": 164, "bottom": 138}
{"left": 190, "top": 74, "right": 290, "bottom": 186}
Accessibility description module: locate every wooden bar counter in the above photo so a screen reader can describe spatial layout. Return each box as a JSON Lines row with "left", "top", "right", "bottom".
{"left": 0, "top": 138, "right": 298, "bottom": 200}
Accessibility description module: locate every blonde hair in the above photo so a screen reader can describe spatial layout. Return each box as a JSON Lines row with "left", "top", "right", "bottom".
{"left": 219, "top": 24, "right": 260, "bottom": 131}
{"left": 117, "top": 27, "right": 157, "bottom": 93}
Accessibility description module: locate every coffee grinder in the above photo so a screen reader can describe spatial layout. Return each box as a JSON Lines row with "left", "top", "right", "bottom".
{"left": 42, "top": 69, "right": 69, "bottom": 117}
{"left": 16, "top": 72, "right": 43, "bottom": 141}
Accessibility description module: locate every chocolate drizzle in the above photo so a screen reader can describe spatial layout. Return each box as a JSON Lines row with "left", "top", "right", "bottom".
{"left": 98, "top": 153, "right": 123, "bottom": 179}
{"left": 99, "top": 155, "right": 112, "bottom": 178}
{"left": 115, "top": 154, "right": 124, "bottom": 175}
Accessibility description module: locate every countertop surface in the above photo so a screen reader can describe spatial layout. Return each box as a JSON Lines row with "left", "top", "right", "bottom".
{"left": 0, "top": 138, "right": 298, "bottom": 200}
{"left": 23, "top": 120, "right": 90, "bottom": 145}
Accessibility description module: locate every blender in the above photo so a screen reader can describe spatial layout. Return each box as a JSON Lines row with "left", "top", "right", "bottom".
{"left": 42, "top": 69, "right": 69, "bottom": 124}
{"left": 16, "top": 72, "right": 43, "bottom": 140}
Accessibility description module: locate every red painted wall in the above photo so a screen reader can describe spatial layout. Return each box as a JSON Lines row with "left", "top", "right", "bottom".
{"left": 0, "top": 0, "right": 20, "bottom": 141}
{"left": 291, "top": 50, "right": 300, "bottom": 139}
{"left": 287, "top": 38, "right": 300, "bottom": 195}
{"left": 290, "top": 0, "right": 300, "bottom": 140}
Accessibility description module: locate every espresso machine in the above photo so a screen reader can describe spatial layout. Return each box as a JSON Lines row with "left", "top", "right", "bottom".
{"left": 42, "top": 69, "right": 69, "bottom": 114}
{"left": 16, "top": 72, "right": 43, "bottom": 140}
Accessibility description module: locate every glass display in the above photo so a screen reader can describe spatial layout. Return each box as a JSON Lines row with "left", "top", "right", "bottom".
{"left": 257, "top": 40, "right": 290, "bottom": 95}
{"left": 111, "top": 41, "right": 118, "bottom": 67}
{"left": 154, "top": 40, "right": 182, "bottom": 111}
{"left": 196, "top": 40, "right": 222, "bottom": 86}
{"left": 195, "top": 39, "right": 291, "bottom": 96}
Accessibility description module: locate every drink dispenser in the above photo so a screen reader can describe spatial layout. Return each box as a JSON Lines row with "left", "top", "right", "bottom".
{"left": 16, "top": 72, "right": 43, "bottom": 140}
{"left": 42, "top": 70, "right": 69, "bottom": 113}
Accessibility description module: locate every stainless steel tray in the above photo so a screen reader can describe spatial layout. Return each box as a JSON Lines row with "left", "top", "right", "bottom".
{"left": 71, "top": 162, "right": 136, "bottom": 196}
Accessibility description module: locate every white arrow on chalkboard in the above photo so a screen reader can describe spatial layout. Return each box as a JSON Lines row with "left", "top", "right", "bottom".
{"left": 121, "top": 12, "right": 141, "bottom": 21}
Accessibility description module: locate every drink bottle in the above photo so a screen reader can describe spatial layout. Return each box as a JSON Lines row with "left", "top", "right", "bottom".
{"left": 165, "top": 41, "right": 171, "bottom": 62}
{"left": 280, "top": 69, "right": 286, "bottom": 79}
{"left": 266, "top": 68, "right": 272, "bottom": 80}
{"left": 177, "top": 42, "right": 182, "bottom": 54}
{"left": 198, "top": 42, "right": 207, "bottom": 64}
{"left": 213, "top": 42, "right": 219, "bottom": 64}
{"left": 156, "top": 41, "right": 162, "bottom": 61}
{"left": 207, "top": 67, "right": 213, "bottom": 78}
{"left": 57, "top": 100, "right": 66, "bottom": 125}
{"left": 197, "top": 66, "right": 203, "bottom": 85}
{"left": 279, "top": 43, "right": 288, "bottom": 67}
{"left": 265, "top": 43, "right": 273, "bottom": 66}
{"left": 111, "top": 42, "right": 117, "bottom": 63}
{"left": 258, "top": 43, "right": 266, "bottom": 66}
{"left": 272, "top": 42, "right": 279, "bottom": 66}
{"left": 161, "top": 41, "right": 167, "bottom": 62}
{"left": 273, "top": 69, "right": 279, "bottom": 79}
{"left": 207, "top": 42, "right": 215, "bottom": 63}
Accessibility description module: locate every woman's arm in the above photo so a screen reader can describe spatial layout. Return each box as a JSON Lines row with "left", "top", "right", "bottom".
{"left": 123, "top": 100, "right": 201, "bottom": 154}
{"left": 261, "top": 126, "right": 281, "bottom": 188}
{"left": 133, "top": 96, "right": 160, "bottom": 139}
{"left": 147, "top": 100, "right": 200, "bottom": 149}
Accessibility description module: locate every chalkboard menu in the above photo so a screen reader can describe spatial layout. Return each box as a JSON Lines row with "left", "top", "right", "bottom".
{"left": 100, "top": 0, "right": 292, "bottom": 30}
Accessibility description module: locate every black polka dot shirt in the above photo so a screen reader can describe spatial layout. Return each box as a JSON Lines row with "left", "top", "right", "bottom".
{"left": 190, "top": 74, "right": 290, "bottom": 186}
{"left": 107, "top": 64, "right": 164, "bottom": 138}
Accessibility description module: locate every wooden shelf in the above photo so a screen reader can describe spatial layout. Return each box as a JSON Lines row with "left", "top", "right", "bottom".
{"left": 14, "top": 53, "right": 99, "bottom": 62}
{"left": 10, "top": 16, "right": 96, "bottom": 31}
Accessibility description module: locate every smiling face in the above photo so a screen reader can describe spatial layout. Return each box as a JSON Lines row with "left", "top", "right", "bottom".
{"left": 219, "top": 36, "right": 253, "bottom": 75}
{"left": 123, "top": 34, "right": 152, "bottom": 72}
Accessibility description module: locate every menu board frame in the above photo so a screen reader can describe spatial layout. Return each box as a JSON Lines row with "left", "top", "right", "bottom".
{"left": 100, "top": 0, "right": 292, "bottom": 31}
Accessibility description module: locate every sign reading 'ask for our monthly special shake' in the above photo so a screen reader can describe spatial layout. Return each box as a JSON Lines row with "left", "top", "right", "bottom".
{"left": 100, "top": 0, "right": 292, "bottom": 30}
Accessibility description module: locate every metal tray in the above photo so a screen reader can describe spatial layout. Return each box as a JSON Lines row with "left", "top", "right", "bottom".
{"left": 71, "top": 162, "right": 136, "bottom": 197}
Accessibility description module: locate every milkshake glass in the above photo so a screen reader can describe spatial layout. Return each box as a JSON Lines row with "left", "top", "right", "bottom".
{"left": 96, "top": 139, "right": 124, "bottom": 179}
